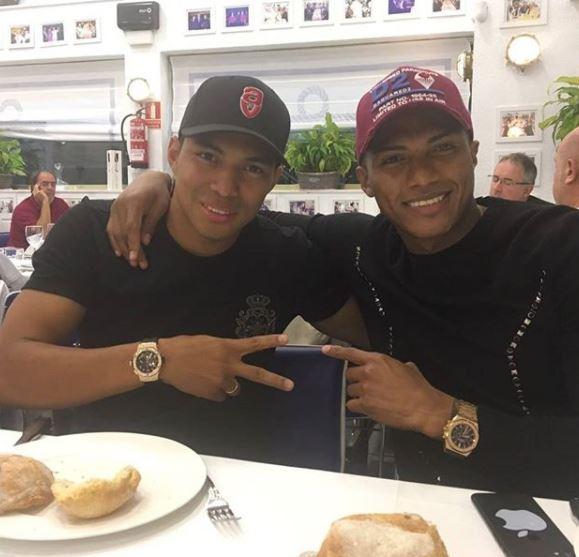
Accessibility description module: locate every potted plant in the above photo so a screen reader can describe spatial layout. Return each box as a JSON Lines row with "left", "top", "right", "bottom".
{"left": 0, "top": 137, "right": 26, "bottom": 189}
{"left": 539, "top": 76, "right": 579, "bottom": 142}
{"left": 285, "top": 113, "right": 355, "bottom": 189}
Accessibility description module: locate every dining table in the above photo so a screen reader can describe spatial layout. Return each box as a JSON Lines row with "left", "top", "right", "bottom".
{"left": 9, "top": 255, "right": 33, "bottom": 278}
{"left": 0, "top": 428, "right": 575, "bottom": 557}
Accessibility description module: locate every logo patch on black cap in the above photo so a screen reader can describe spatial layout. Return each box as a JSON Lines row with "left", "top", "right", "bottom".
{"left": 239, "top": 86, "right": 264, "bottom": 119}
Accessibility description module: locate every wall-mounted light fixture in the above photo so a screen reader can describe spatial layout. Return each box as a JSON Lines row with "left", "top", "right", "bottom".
{"left": 505, "top": 34, "right": 541, "bottom": 71}
{"left": 126, "top": 77, "right": 151, "bottom": 104}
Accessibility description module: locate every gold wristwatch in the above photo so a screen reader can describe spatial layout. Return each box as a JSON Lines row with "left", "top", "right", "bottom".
{"left": 442, "top": 399, "right": 479, "bottom": 457}
{"left": 131, "top": 338, "right": 163, "bottom": 382}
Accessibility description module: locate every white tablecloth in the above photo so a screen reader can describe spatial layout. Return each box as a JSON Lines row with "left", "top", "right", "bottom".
{"left": 0, "top": 430, "right": 575, "bottom": 557}
{"left": 10, "top": 256, "right": 33, "bottom": 278}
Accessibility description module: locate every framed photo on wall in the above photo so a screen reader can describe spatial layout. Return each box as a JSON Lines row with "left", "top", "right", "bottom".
{"left": 428, "top": 0, "right": 465, "bottom": 16}
{"left": 0, "top": 195, "right": 15, "bottom": 222}
{"left": 40, "top": 22, "right": 66, "bottom": 47}
{"left": 342, "top": 0, "right": 374, "bottom": 23}
{"left": 73, "top": 18, "right": 101, "bottom": 44}
{"left": 186, "top": 7, "right": 214, "bottom": 34}
{"left": 496, "top": 105, "right": 543, "bottom": 142}
{"left": 8, "top": 24, "right": 34, "bottom": 49}
{"left": 318, "top": 192, "right": 365, "bottom": 214}
{"left": 501, "top": 0, "right": 548, "bottom": 27}
{"left": 494, "top": 149, "right": 543, "bottom": 186}
{"left": 261, "top": 2, "right": 291, "bottom": 29}
{"left": 331, "top": 197, "right": 363, "bottom": 214}
{"left": 277, "top": 193, "right": 320, "bottom": 215}
{"left": 386, "top": 0, "right": 419, "bottom": 19}
{"left": 223, "top": 5, "right": 252, "bottom": 32}
{"left": 301, "top": 0, "right": 331, "bottom": 26}
{"left": 260, "top": 194, "right": 278, "bottom": 211}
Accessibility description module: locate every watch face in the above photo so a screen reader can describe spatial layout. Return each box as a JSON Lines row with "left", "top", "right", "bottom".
{"left": 450, "top": 422, "right": 477, "bottom": 450}
{"left": 135, "top": 349, "right": 160, "bottom": 375}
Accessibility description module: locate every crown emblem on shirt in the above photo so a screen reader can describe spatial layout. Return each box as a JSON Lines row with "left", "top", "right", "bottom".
{"left": 235, "top": 294, "right": 277, "bottom": 338}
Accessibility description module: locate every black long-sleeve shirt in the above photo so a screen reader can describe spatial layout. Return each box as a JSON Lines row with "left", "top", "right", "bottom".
{"left": 267, "top": 197, "right": 579, "bottom": 499}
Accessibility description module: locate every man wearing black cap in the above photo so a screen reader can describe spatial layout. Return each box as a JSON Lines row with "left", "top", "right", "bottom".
{"left": 110, "top": 67, "right": 579, "bottom": 499}
{"left": 0, "top": 76, "right": 363, "bottom": 463}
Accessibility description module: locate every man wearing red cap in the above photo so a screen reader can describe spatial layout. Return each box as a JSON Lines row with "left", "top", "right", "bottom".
{"left": 106, "top": 66, "right": 579, "bottom": 499}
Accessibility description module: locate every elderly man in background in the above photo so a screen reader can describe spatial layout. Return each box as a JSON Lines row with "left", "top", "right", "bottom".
{"left": 488, "top": 152, "right": 549, "bottom": 204}
{"left": 552, "top": 127, "right": 579, "bottom": 208}
{"left": 8, "top": 170, "right": 69, "bottom": 248}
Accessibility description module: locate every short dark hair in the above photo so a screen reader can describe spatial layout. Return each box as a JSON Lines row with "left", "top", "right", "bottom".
{"left": 29, "top": 170, "right": 56, "bottom": 192}
{"left": 498, "top": 153, "right": 537, "bottom": 185}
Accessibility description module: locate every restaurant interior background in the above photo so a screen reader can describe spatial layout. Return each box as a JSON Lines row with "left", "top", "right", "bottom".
{"left": 0, "top": 0, "right": 577, "bottom": 208}
{"left": 1, "top": 4, "right": 579, "bottom": 553}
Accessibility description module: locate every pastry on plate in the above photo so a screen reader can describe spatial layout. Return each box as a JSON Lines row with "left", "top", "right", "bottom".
{"left": 317, "top": 513, "right": 448, "bottom": 557}
{"left": 51, "top": 465, "right": 141, "bottom": 519}
{"left": 0, "top": 454, "right": 54, "bottom": 514}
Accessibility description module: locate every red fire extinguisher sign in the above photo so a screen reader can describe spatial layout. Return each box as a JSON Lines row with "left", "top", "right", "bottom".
{"left": 129, "top": 116, "right": 149, "bottom": 168}
{"left": 144, "top": 101, "right": 161, "bottom": 129}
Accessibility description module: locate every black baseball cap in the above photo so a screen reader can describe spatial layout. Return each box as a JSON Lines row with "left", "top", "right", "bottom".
{"left": 179, "top": 75, "right": 290, "bottom": 164}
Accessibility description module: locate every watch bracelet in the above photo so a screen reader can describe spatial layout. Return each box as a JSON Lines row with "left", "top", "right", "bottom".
{"left": 453, "top": 399, "right": 478, "bottom": 421}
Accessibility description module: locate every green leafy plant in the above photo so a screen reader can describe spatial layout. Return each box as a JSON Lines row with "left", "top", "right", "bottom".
{"left": 285, "top": 113, "right": 355, "bottom": 176}
{"left": 539, "top": 76, "right": 579, "bottom": 142}
{"left": 0, "top": 137, "right": 26, "bottom": 176}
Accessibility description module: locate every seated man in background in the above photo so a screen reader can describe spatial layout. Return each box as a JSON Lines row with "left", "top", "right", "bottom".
{"left": 488, "top": 152, "right": 550, "bottom": 204}
{"left": 552, "top": 127, "right": 579, "bottom": 208}
{"left": 109, "top": 67, "right": 579, "bottom": 500}
{"left": 8, "top": 170, "right": 69, "bottom": 248}
{"left": 0, "top": 75, "right": 366, "bottom": 465}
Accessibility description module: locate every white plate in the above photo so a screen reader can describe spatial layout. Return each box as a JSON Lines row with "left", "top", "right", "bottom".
{"left": 1, "top": 431, "right": 206, "bottom": 541}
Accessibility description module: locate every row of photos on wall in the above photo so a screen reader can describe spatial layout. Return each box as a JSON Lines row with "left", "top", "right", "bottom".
{"left": 0, "top": 0, "right": 549, "bottom": 48}
{"left": 0, "top": 191, "right": 380, "bottom": 229}
{"left": 0, "top": 18, "right": 100, "bottom": 49}
{"left": 182, "top": 0, "right": 548, "bottom": 34}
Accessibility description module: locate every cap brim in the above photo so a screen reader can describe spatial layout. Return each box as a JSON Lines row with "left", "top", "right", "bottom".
{"left": 180, "top": 123, "right": 288, "bottom": 166}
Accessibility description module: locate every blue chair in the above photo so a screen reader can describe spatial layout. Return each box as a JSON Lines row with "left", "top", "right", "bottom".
{"left": 0, "top": 232, "right": 9, "bottom": 247}
{"left": 267, "top": 345, "right": 346, "bottom": 472}
{"left": 2, "top": 290, "right": 19, "bottom": 317}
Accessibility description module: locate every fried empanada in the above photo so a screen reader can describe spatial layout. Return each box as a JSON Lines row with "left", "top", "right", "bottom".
{"left": 51, "top": 465, "right": 140, "bottom": 519}
{"left": 0, "top": 454, "right": 54, "bottom": 514}
{"left": 317, "top": 513, "right": 449, "bottom": 557}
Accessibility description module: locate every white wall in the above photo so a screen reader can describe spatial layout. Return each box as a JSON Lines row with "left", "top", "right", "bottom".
{"left": 5, "top": 0, "right": 578, "bottom": 202}
{"left": 471, "top": 0, "right": 579, "bottom": 201}
{"left": 1, "top": 0, "right": 474, "bottom": 176}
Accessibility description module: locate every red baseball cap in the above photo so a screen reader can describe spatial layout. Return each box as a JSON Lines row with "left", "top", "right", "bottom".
{"left": 355, "top": 66, "right": 473, "bottom": 160}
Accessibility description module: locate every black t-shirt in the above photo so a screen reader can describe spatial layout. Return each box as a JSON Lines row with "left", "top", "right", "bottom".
{"left": 269, "top": 198, "right": 579, "bottom": 498}
{"left": 25, "top": 199, "right": 349, "bottom": 463}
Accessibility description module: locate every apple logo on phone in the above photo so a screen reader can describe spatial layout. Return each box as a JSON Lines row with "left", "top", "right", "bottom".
{"left": 495, "top": 508, "right": 548, "bottom": 538}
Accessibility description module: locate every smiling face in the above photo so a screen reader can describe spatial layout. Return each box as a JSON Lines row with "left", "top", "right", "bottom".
{"left": 167, "top": 132, "right": 281, "bottom": 256}
{"left": 356, "top": 107, "right": 480, "bottom": 254}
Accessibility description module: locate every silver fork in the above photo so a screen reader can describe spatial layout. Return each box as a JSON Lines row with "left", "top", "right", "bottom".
{"left": 206, "top": 476, "right": 241, "bottom": 528}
